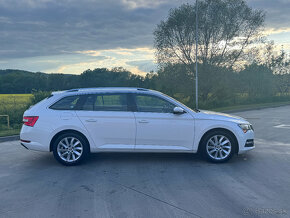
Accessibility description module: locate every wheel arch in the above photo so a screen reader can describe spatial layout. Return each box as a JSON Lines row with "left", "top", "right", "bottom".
{"left": 197, "top": 127, "right": 239, "bottom": 154}
{"left": 49, "top": 129, "right": 90, "bottom": 152}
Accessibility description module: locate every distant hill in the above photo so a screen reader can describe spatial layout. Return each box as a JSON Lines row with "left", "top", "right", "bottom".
{"left": 0, "top": 69, "right": 38, "bottom": 75}
{"left": 0, "top": 68, "right": 144, "bottom": 94}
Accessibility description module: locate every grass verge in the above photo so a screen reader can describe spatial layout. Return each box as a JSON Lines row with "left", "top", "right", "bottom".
{"left": 0, "top": 128, "right": 21, "bottom": 137}
{"left": 213, "top": 101, "right": 290, "bottom": 113}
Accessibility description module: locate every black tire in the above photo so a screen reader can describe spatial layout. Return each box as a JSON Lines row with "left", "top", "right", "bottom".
{"left": 200, "top": 130, "right": 237, "bottom": 163}
{"left": 52, "top": 132, "right": 89, "bottom": 166}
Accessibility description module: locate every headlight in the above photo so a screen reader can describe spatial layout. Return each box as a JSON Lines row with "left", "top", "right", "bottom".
{"left": 238, "top": 124, "right": 253, "bottom": 133}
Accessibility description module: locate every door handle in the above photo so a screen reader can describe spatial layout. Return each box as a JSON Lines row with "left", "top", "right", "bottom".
{"left": 139, "top": 120, "right": 149, "bottom": 124}
{"left": 85, "top": 119, "right": 97, "bottom": 122}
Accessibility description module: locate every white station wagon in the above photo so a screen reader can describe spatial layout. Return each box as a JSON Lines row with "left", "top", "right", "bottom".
{"left": 20, "top": 87, "right": 254, "bottom": 165}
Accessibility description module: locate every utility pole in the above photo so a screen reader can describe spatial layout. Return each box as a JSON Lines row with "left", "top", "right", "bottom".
{"left": 195, "top": 0, "right": 199, "bottom": 109}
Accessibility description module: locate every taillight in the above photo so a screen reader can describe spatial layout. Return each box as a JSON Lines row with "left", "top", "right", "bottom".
{"left": 23, "top": 116, "right": 39, "bottom": 127}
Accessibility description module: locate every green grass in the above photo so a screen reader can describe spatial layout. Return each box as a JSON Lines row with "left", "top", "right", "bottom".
{"left": 213, "top": 101, "right": 290, "bottom": 112}
{"left": 0, "top": 94, "right": 32, "bottom": 107}
{"left": 0, "top": 128, "right": 20, "bottom": 137}
{"left": 0, "top": 94, "right": 32, "bottom": 137}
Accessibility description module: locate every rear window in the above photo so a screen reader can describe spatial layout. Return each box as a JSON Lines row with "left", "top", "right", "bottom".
{"left": 50, "top": 95, "right": 81, "bottom": 110}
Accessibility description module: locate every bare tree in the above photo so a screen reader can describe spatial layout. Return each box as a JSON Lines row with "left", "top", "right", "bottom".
{"left": 154, "top": 0, "right": 265, "bottom": 72}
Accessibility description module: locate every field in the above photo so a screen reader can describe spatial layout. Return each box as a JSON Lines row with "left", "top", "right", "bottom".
{"left": 0, "top": 94, "right": 33, "bottom": 135}
{"left": 0, "top": 94, "right": 32, "bottom": 106}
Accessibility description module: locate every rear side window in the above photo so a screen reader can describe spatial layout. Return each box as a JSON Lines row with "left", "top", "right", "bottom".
{"left": 50, "top": 95, "right": 81, "bottom": 110}
{"left": 82, "top": 94, "right": 128, "bottom": 111}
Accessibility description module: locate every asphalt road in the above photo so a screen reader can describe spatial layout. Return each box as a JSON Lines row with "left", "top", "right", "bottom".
{"left": 1, "top": 106, "right": 290, "bottom": 218}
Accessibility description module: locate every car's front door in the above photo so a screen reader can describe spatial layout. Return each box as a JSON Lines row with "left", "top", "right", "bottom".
{"left": 76, "top": 93, "right": 136, "bottom": 150}
{"left": 133, "top": 94, "right": 195, "bottom": 151}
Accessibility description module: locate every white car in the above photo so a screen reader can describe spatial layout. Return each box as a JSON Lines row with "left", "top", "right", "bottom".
{"left": 20, "top": 87, "right": 254, "bottom": 165}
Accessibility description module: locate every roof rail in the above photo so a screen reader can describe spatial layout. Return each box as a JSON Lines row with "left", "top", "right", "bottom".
{"left": 66, "top": 89, "right": 79, "bottom": 92}
{"left": 63, "top": 87, "right": 149, "bottom": 92}
{"left": 137, "top": 88, "right": 148, "bottom": 91}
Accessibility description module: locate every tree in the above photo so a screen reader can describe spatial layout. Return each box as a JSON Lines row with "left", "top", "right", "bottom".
{"left": 238, "top": 63, "right": 275, "bottom": 99}
{"left": 270, "top": 49, "right": 290, "bottom": 95}
{"left": 253, "top": 42, "right": 290, "bottom": 95}
{"left": 154, "top": 0, "right": 265, "bottom": 71}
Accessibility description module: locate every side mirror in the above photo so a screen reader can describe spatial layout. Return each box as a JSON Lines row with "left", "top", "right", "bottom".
{"left": 173, "top": 107, "right": 185, "bottom": 114}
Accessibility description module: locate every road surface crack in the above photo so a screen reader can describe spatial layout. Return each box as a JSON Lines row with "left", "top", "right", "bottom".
{"left": 108, "top": 179, "right": 203, "bottom": 218}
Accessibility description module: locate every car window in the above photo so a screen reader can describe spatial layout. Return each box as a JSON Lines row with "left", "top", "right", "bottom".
{"left": 135, "top": 94, "right": 175, "bottom": 113}
{"left": 50, "top": 95, "right": 81, "bottom": 110}
{"left": 82, "top": 94, "right": 128, "bottom": 111}
{"left": 82, "top": 95, "right": 95, "bottom": 111}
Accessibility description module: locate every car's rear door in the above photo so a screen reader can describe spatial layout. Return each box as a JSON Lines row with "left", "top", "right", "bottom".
{"left": 76, "top": 93, "right": 136, "bottom": 150}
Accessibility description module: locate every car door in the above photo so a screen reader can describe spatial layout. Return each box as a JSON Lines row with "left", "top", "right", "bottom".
{"left": 133, "top": 94, "right": 195, "bottom": 151}
{"left": 76, "top": 93, "right": 136, "bottom": 150}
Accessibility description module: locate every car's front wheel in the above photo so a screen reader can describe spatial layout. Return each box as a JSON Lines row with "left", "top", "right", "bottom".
{"left": 200, "top": 130, "right": 237, "bottom": 163}
{"left": 52, "top": 132, "right": 89, "bottom": 166}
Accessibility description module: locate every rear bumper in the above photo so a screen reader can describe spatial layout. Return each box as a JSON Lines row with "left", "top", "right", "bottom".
{"left": 19, "top": 140, "right": 49, "bottom": 152}
{"left": 20, "top": 125, "right": 51, "bottom": 152}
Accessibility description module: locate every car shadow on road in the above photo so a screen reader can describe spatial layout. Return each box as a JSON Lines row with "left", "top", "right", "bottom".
{"left": 88, "top": 152, "right": 203, "bottom": 163}
{"left": 30, "top": 150, "right": 252, "bottom": 169}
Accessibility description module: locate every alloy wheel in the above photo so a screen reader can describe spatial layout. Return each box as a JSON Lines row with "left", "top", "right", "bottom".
{"left": 206, "top": 135, "right": 232, "bottom": 160}
{"left": 57, "top": 137, "right": 83, "bottom": 162}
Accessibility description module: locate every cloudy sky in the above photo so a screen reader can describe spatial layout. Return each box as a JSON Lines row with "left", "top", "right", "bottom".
{"left": 0, "top": 0, "right": 289, "bottom": 75}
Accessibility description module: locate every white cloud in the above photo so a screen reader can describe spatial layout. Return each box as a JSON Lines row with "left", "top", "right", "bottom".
{"left": 121, "top": 0, "right": 167, "bottom": 9}
{"left": 76, "top": 47, "right": 154, "bottom": 57}
{"left": 0, "top": 47, "right": 156, "bottom": 75}
{"left": 263, "top": 27, "right": 290, "bottom": 36}
{"left": 57, "top": 47, "right": 156, "bottom": 75}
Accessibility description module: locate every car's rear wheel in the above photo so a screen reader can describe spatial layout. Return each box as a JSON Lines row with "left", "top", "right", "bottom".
{"left": 200, "top": 130, "right": 236, "bottom": 163}
{"left": 52, "top": 132, "right": 89, "bottom": 166}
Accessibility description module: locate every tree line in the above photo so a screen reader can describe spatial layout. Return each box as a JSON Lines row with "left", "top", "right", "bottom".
{"left": 0, "top": 60, "right": 289, "bottom": 110}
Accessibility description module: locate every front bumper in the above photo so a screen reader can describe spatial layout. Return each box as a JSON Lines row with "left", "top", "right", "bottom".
{"left": 237, "top": 130, "right": 255, "bottom": 154}
{"left": 245, "top": 139, "right": 254, "bottom": 147}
